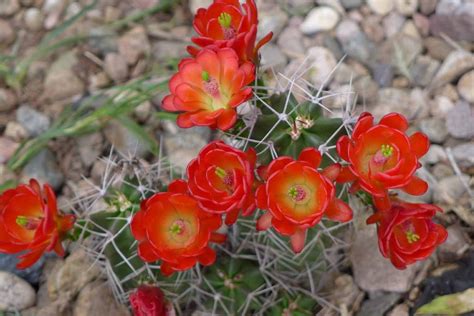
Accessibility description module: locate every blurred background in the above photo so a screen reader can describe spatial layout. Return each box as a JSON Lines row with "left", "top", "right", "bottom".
{"left": 0, "top": 0, "right": 473, "bottom": 315}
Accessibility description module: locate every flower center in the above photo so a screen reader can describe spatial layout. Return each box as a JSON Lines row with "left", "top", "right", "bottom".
{"left": 217, "top": 12, "right": 236, "bottom": 39}
{"left": 202, "top": 71, "right": 220, "bottom": 98}
{"left": 288, "top": 185, "right": 307, "bottom": 202}
{"left": 215, "top": 167, "right": 234, "bottom": 187}
{"left": 169, "top": 219, "right": 186, "bottom": 235}
{"left": 405, "top": 230, "right": 420, "bottom": 244}
{"left": 16, "top": 215, "right": 42, "bottom": 230}
{"left": 372, "top": 144, "right": 394, "bottom": 165}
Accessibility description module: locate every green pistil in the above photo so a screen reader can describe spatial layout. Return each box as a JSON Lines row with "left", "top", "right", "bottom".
{"left": 215, "top": 166, "right": 227, "bottom": 179}
{"left": 288, "top": 187, "right": 298, "bottom": 199}
{"left": 170, "top": 222, "right": 183, "bottom": 234}
{"left": 381, "top": 144, "right": 394, "bottom": 158}
{"left": 218, "top": 12, "right": 232, "bottom": 28}
{"left": 406, "top": 231, "right": 420, "bottom": 244}
{"left": 16, "top": 216, "right": 28, "bottom": 227}
{"left": 201, "top": 70, "right": 210, "bottom": 82}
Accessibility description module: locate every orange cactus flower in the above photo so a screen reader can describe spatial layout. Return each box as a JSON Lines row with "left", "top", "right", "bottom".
{"left": 161, "top": 48, "right": 255, "bottom": 131}
{"left": 0, "top": 179, "right": 75, "bottom": 269}
{"left": 367, "top": 198, "right": 447, "bottom": 269}
{"left": 336, "top": 112, "right": 430, "bottom": 205}
{"left": 187, "top": 141, "right": 257, "bottom": 225}
{"left": 131, "top": 180, "right": 226, "bottom": 276}
{"left": 255, "top": 148, "right": 353, "bottom": 253}
{"left": 188, "top": 0, "right": 273, "bottom": 63}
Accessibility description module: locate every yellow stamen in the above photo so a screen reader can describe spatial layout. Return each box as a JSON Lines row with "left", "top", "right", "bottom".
{"left": 406, "top": 230, "right": 420, "bottom": 244}
{"left": 381, "top": 144, "right": 394, "bottom": 158}
{"left": 218, "top": 12, "right": 232, "bottom": 28}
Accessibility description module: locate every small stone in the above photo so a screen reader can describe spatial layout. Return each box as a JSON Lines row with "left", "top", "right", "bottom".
{"left": 420, "top": 118, "right": 448, "bottom": 143}
{"left": 24, "top": 8, "right": 44, "bottom": 31}
{"left": 0, "top": 88, "right": 17, "bottom": 112}
{"left": 0, "top": 19, "right": 15, "bottom": 45}
{"left": 118, "top": 26, "right": 151, "bottom": 65}
{"left": 388, "top": 304, "right": 409, "bottom": 316}
{"left": 89, "top": 71, "right": 110, "bottom": 90}
{"left": 361, "top": 15, "right": 385, "bottom": 43}
{"left": 438, "top": 224, "right": 469, "bottom": 261}
{"left": 421, "top": 144, "right": 447, "bottom": 165}
{"left": 277, "top": 26, "right": 305, "bottom": 57}
{"left": 104, "top": 6, "right": 121, "bottom": 22}
{"left": 457, "top": 70, "right": 474, "bottom": 103}
{"left": 4, "top": 121, "right": 28, "bottom": 141}
{"left": 411, "top": 55, "right": 440, "bottom": 87}
{"left": 330, "top": 274, "right": 363, "bottom": 309}
{"left": 431, "top": 95, "right": 454, "bottom": 117}
{"left": 22, "top": 149, "right": 64, "bottom": 190}
{"left": 432, "top": 163, "right": 454, "bottom": 180}
{"left": 152, "top": 41, "right": 188, "bottom": 61}
{"left": 446, "top": 101, "right": 474, "bottom": 139}
{"left": 413, "top": 13, "right": 430, "bottom": 36}
{"left": 259, "top": 8, "right": 288, "bottom": 39}
{"left": 340, "top": 0, "right": 362, "bottom": 9}
{"left": 423, "top": 36, "right": 453, "bottom": 61}
{"left": 439, "top": 83, "right": 459, "bottom": 102}
{"left": 306, "top": 46, "right": 337, "bottom": 88}
{"left": 401, "top": 20, "right": 421, "bottom": 39}
{"left": 383, "top": 11, "right": 406, "bottom": 38}
{"left": 430, "top": 1, "right": 474, "bottom": 41}
{"left": 0, "top": 272, "right": 36, "bottom": 311}
{"left": 452, "top": 143, "right": 474, "bottom": 168}
{"left": 0, "top": 137, "right": 19, "bottom": 164}
{"left": 188, "top": 0, "right": 212, "bottom": 14}
{"left": 377, "top": 34, "right": 422, "bottom": 69}
{"left": 0, "top": 254, "right": 45, "bottom": 285}
{"left": 420, "top": 0, "right": 437, "bottom": 15}
{"left": 373, "top": 88, "right": 428, "bottom": 119}
{"left": 300, "top": 6, "right": 340, "bottom": 35}
{"left": 395, "top": 0, "right": 418, "bottom": 16}
{"left": 77, "top": 133, "right": 104, "bottom": 168}
{"left": 336, "top": 19, "right": 375, "bottom": 64}
{"left": 367, "top": 0, "right": 394, "bottom": 15}
{"left": 73, "top": 281, "right": 130, "bottom": 316}
{"left": 357, "top": 293, "right": 401, "bottom": 316}
{"left": 104, "top": 121, "right": 149, "bottom": 158}
{"left": 88, "top": 27, "right": 118, "bottom": 56}
{"left": 134, "top": 101, "right": 152, "bottom": 123}
{"left": 104, "top": 53, "right": 129, "bottom": 82}
{"left": 16, "top": 105, "right": 50, "bottom": 137}
{"left": 351, "top": 225, "right": 418, "bottom": 293}
{"left": 260, "top": 43, "right": 287, "bottom": 71}
{"left": 353, "top": 76, "right": 379, "bottom": 104}
{"left": 430, "top": 50, "right": 474, "bottom": 90}
{"left": 0, "top": 0, "right": 20, "bottom": 16}
{"left": 434, "top": 174, "right": 470, "bottom": 205}
{"left": 371, "top": 63, "right": 394, "bottom": 87}
{"left": 132, "top": 0, "right": 158, "bottom": 9}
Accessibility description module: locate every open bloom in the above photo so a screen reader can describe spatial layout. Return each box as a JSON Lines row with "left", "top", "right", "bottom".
{"left": 130, "top": 285, "right": 168, "bottom": 316}
{"left": 367, "top": 198, "right": 447, "bottom": 269}
{"left": 336, "top": 112, "right": 430, "bottom": 204}
{"left": 187, "top": 141, "right": 257, "bottom": 225}
{"left": 161, "top": 48, "right": 255, "bottom": 131}
{"left": 131, "top": 180, "right": 226, "bottom": 276}
{"left": 256, "top": 148, "right": 353, "bottom": 253}
{"left": 0, "top": 179, "right": 75, "bottom": 269}
{"left": 188, "top": 0, "right": 273, "bottom": 63}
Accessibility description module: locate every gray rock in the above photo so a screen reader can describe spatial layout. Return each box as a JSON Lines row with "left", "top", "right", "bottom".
{"left": 300, "top": 6, "right": 339, "bottom": 35}
{"left": 24, "top": 8, "right": 44, "bottom": 31}
{"left": 367, "top": 0, "right": 394, "bottom": 15}
{"left": 421, "top": 144, "right": 447, "bottom": 164}
{"left": 438, "top": 224, "right": 469, "bottom": 261}
{"left": 351, "top": 225, "right": 418, "bottom": 293}
{"left": 383, "top": 11, "right": 406, "bottom": 38}
{"left": 104, "top": 121, "right": 149, "bottom": 158}
{"left": 0, "top": 0, "right": 19, "bottom": 16}
{"left": 457, "top": 70, "right": 474, "bottom": 103}
{"left": 340, "top": 0, "right": 362, "bottom": 9}
{"left": 118, "top": 26, "right": 150, "bottom": 65}
{"left": 430, "top": 12, "right": 474, "bottom": 42}
{"left": 43, "top": 51, "right": 85, "bottom": 101}
{"left": 388, "top": 304, "right": 410, "bottom": 316}
{"left": 88, "top": 27, "right": 118, "bottom": 56}
{"left": 260, "top": 43, "right": 287, "bottom": 71}
{"left": 434, "top": 174, "right": 470, "bottom": 205}
{"left": 420, "top": 118, "right": 448, "bottom": 143}
{"left": 23, "top": 149, "right": 64, "bottom": 190}
{"left": 420, "top": 0, "right": 438, "bottom": 15}
{"left": 362, "top": 15, "right": 385, "bottom": 43}
{"left": 0, "top": 137, "right": 19, "bottom": 164}
{"left": 430, "top": 50, "right": 474, "bottom": 90}
{"left": 431, "top": 95, "right": 455, "bottom": 117}
{"left": 0, "top": 253, "right": 45, "bottom": 285}
{"left": 353, "top": 76, "right": 379, "bottom": 104}
{"left": 16, "top": 105, "right": 51, "bottom": 137}
{"left": 320, "top": 33, "right": 344, "bottom": 61}
{"left": 0, "top": 271, "right": 36, "bottom": 311}
{"left": 104, "top": 53, "right": 129, "bottom": 82}
{"left": 0, "top": 19, "right": 15, "bottom": 45}
{"left": 371, "top": 63, "right": 394, "bottom": 87}
{"left": 76, "top": 133, "right": 104, "bottom": 168}
{"left": 357, "top": 293, "right": 401, "bottom": 316}
{"left": 423, "top": 36, "right": 454, "bottom": 61}
{"left": 446, "top": 101, "right": 474, "bottom": 139}
{"left": 411, "top": 55, "right": 440, "bottom": 87}
{"left": 452, "top": 142, "right": 474, "bottom": 167}
{"left": 132, "top": 0, "right": 158, "bottom": 9}
{"left": 73, "top": 281, "right": 130, "bottom": 316}
{"left": 395, "top": 0, "right": 418, "bottom": 16}
{"left": 259, "top": 8, "right": 288, "bottom": 39}
{"left": 277, "top": 26, "right": 305, "bottom": 57}
{"left": 189, "top": 0, "right": 212, "bottom": 14}
{"left": 373, "top": 88, "right": 427, "bottom": 119}
{"left": 0, "top": 88, "right": 17, "bottom": 112}
{"left": 336, "top": 19, "right": 375, "bottom": 64}
{"left": 306, "top": 46, "right": 337, "bottom": 88}
{"left": 152, "top": 41, "right": 188, "bottom": 61}
{"left": 377, "top": 34, "right": 423, "bottom": 70}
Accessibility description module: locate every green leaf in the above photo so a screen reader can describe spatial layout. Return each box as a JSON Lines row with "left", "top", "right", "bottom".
{"left": 416, "top": 288, "right": 474, "bottom": 315}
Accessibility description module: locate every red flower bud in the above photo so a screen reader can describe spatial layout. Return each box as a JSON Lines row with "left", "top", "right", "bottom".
{"left": 130, "top": 285, "right": 167, "bottom": 316}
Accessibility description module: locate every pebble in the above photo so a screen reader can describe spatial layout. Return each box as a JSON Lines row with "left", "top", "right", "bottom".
{"left": 431, "top": 95, "right": 454, "bottom": 117}
{"left": 411, "top": 55, "right": 440, "bottom": 87}
{"left": 0, "top": 0, "right": 20, "bottom": 16}
{"left": 104, "top": 53, "right": 129, "bottom": 82}
{"left": 24, "top": 8, "right": 44, "bottom": 31}
{"left": 357, "top": 293, "right": 401, "bottom": 316}
{"left": 0, "top": 137, "right": 19, "bottom": 164}
{"left": 413, "top": 13, "right": 430, "bottom": 36}
{"left": 446, "top": 101, "right": 474, "bottom": 139}
{"left": 457, "top": 70, "right": 474, "bottom": 103}
{"left": 0, "top": 88, "right": 17, "bottom": 112}
{"left": 423, "top": 37, "right": 453, "bottom": 61}
{"left": 438, "top": 224, "right": 469, "bottom": 261}
{"left": 367, "top": 0, "right": 394, "bottom": 15}
{"left": 277, "top": 26, "right": 305, "bottom": 57}
{"left": 132, "top": 0, "right": 158, "bottom": 9}
{"left": 118, "top": 26, "right": 151, "bottom": 65}
{"left": 401, "top": 20, "right": 421, "bottom": 39}
{"left": 452, "top": 143, "right": 474, "bottom": 168}
{"left": 430, "top": 50, "right": 474, "bottom": 90}
{"left": 4, "top": 121, "right": 28, "bottom": 141}
{"left": 351, "top": 224, "right": 418, "bottom": 293}
{"left": 371, "top": 63, "right": 394, "bottom": 87}
{"left": 421, "top": 144, "right": 447, "bottom": 165}
{"left": 430, "top": 0, "right": 474, "bottom": 41}
{"left": 0, "top": 253, "right": 45, "bottom": 285}
{"left": 0, "top": 271, "right": 36, "bottom": 311}
{"left": 152, "top": 40, "right": 188, "bottom": 61}
{"left": 77, "top": 133, "right": 104, "bottom": 168}
{"left": 260, "top": 43, "right": 287, "bottom": 71}
{"left": 22, "top": 149, "right": 64, "bottom": 190}
{"left": 0, "top": 19, "right": 15, "bottom": 45}
{"left": 16, "top": 105, "right": 51, "bottom": 137}
{"left": 336, "top": 19, "right": 375, "bottom": 64}
{"left": 73, "top": 281, "right": 130, "bottom": 316}
{"left": 189, "top": 0, "right": 212, "bottom": 14}
{"left": 104, "top": 121, "right": 149, "bottom": 158}
{"left": 361, "top": 15, "right": 385, "bottom": 43}
{"left": 340, "top": 0, "right": 362, "bottom": 9}
{"left": 420, "top": 0, "right": 438, "bottom": 15}
{"left": 383, "top": 11, "right": 406, "bottom": 38}
{"left": 353, "top": 76, "right": 379, "bottom": 104}
{"left": 388, "top": 304, "right": 410, "bottom": 316}
{"left": 259, "top": 8, "right": 288, "bottom": 39}
{"left": 42, "top": 0, "right": 66, "bottom": 29}
{"left": 300, "top": 6, "right": 340, "bottom": 35}
{"left": 306, "top": 46, "right": 337, "bottom": 88}
{"left": 434, "top": 174, "right": 470, "bottom": 205}
{"left": 420, "top": 118, "right": 448, "bottom": 143}
{"left": 395, "top": 0, "right": 418, "bottom": 16}
{"left": 88, "top": 27, "right": 118, "bottom": 56}
{"left": 373, "top": 88, "right": 428, "bottom": 119}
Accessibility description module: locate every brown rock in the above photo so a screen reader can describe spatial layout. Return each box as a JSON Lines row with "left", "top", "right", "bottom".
{"left": 73, "top": 281, "right": 130, "bottom": 316}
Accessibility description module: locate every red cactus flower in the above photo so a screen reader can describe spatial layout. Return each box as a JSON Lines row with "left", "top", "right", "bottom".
{"left": 187, "top": 141, "right": 257, "bottom": 225}
{"left": 131, "top": 180, "right": 226, "bottom": 276}
{"left": 161, "top": 48, "right": 255, "bottom": 131}
{"left": 255, "top": 148, "right": 353, "bottom": 253}
{"left": 130, "top": 285, "right": 168, "bottom": 316}
{"left": 188, "top": 0, "right": 273, "bottom": 63}
{"left": 367, "top": 198, "right": 448, "bottom": 269}
{"left": 0, "top": 179, "right": 75, "bottom": 269}
{"left": 336, "top": 112, "right": 430, "bottom": 202}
